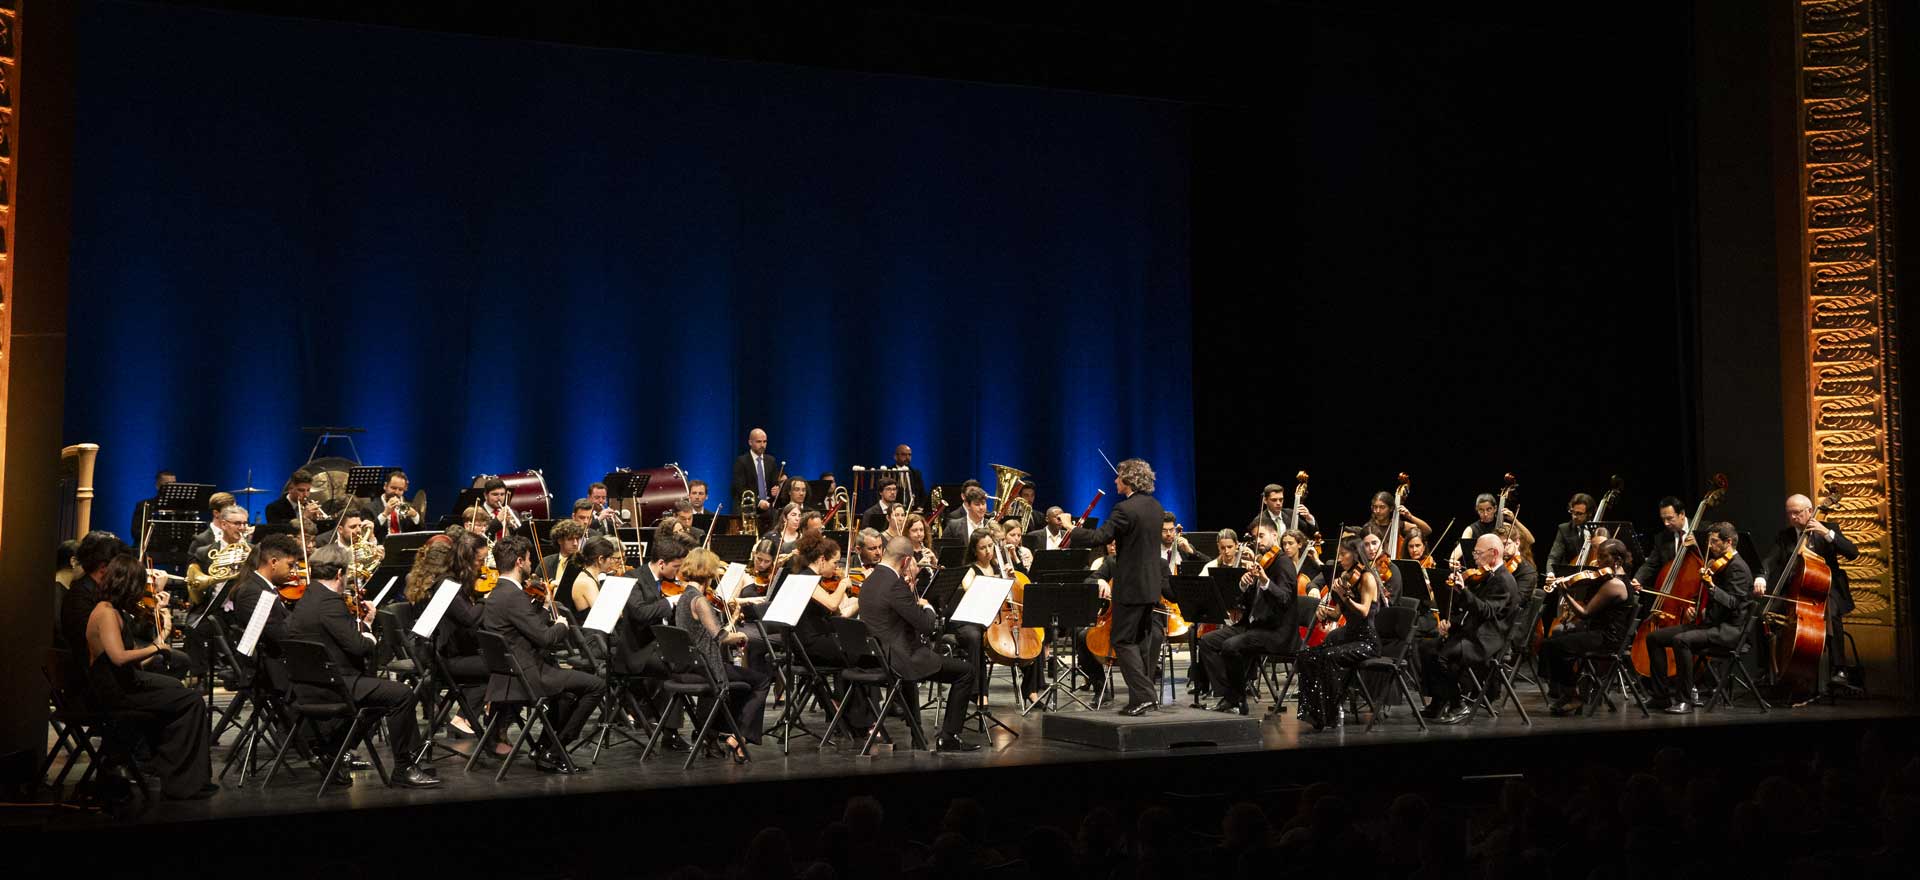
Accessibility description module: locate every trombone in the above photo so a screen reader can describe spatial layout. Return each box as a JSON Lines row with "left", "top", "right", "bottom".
{"left": 740, "top": 491, "right": 760, "bottom": 537}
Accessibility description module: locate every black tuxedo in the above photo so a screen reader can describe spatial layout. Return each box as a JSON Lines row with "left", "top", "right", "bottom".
{"left": 1421, "top": 565, "right": 1515, "bottom": 708}
{"left": 1024, "top": 527, "right": 1069, "bottom": 554}
{"left": 856, "top": 563, "right": 974, "bottom": 737}
{"left": 287, "top": 581, "right": 422, "bottom": 764}
{"left": 1197, "top": 551, "right": 1299, "bottom": 703}
{"left": 227, "top": 571, "right": 290, "bottom": 653}
{"left": 1760, "top": 523, "right": 1858, "bottom": 612}
{"left": 1068, "top": 490, "right": 1169, "bottom": 706}
{"left": 1632, "top": 529, "right": 1688, "bottom": 588}
{"left": 732, "top": 451, "right": 780, "bottom": 515}
{"left": 480, "top": 577, "right": 605, "bottom": 747}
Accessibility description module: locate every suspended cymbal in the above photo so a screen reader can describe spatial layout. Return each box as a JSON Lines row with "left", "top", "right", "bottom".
{"left": 228, "top": 486, "right": 270, "bottom": 495}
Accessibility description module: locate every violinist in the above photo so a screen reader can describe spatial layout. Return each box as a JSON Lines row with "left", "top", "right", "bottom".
{"left": 406, "top": 533, "right": 496, "bottom": 748}
{"left": 772, "top": 502, "right": 805, "bottom": 554}
{"left": 1755, "top": 494, "right": 1859, "bottom": 690}
{"left": 1197, "top": 528, "right": 1247, "bottom": 575}
{"left": 540, "top": 519, "right": 588, "bottom": 585}
{"left": 1541, "top": 539, "right": 1636, "bottom": 716}
{"left": 1363, "top": 491, "right": 1431, "bottom": 549}
{"left": 226, "top": 533, "right": 302, "bottom": 652}
{"left": 1197, "top": 522, "right": 1298, "bottom": 715}
{"left": 265, "top": 468, "right": 332, "bottom": 529}
{"left": 1025, "top": 506, "right": 1072, "bottom": 553}
{"left": 1421, "top": 533, "right": 1515, "bottom": 724}
{"left": 369, "top": 469, "right": 422, "bottom": 538}
{"left": 288, "top": 545, "right": 441, "bottom": 787}
{"left": 1642, "top": 523, "right": 1752, "bottom": 712}
{"left": 614, "top": 536, "right": 694, "bottom": 752}
{"left": 744, "top": 538, "right": 778, "bottom": 598}
{"left": 674, "top": 548, "right": 769, "bottom": 761}
{"left": 1247, "top": 483, "right": 1316, "bottom": 544}
{"left": 1404, "top": 531, "right": 1435, "bottom": 569}
{"left": 854, "top": 527, "right": 887, "bottom": 575}
{"left": 1498, "top": 525, "right": 1538, "bottom": 595}
{"left": 1295, "top": 535, "right": 1381, "bottom": 731}
{"left": 480, "top": 536, "right": 605, "bottom": 773}
{"left": 82, "top": 552, "right": 217, "bottom": 800}
{"left": 558, "top": 535, "right": 623, "bottom": 621}
{"left": 775, "top": 533, "right": 873, "bottom": 730}
{"left": 860, "top": 538, "right": 978, "bottom": 750}
{"left": 1360, "top": 532, "right": 1402, "bottom": 603}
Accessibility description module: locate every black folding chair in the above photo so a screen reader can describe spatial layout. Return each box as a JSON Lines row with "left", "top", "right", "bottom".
{"left": 374, "top": 607, "right": 420, "bottom": 687}
{"left": 1472, "top": 591, "right": 1544, "bottom": 726}
{"left": 1342, "top": 605, "right": 1429, "bottom": 733}
{"left": 838, "top": 619, "right": 934, "bottom": 755}
{"left": 1575, "top": 595, "right": 1650, "bottom": 718}
{"left": 266, "top": 640, "right": 394, "bottom": 797}
{"left": 764, "top": 619, "right": 840, "bottom": 753}
{"left": 563, "top": 607, "right": 655, "bottom": 766}
{"left": 639, "top": 625, "right": 751, "bottom": 770}
{"left": 1698, "top": 605, "right": 1770, "bottom": 713}
{"left": 409, "top": 640, "right": 490, "bottom": 767}
{"left": 39, "top": 649, "right": 154, "bottom": 802}
{"left": 465, "top": 630, "right": 577, "bottom": 780}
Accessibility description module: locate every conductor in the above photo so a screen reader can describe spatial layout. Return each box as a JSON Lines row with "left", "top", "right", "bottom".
{"left": 1068, "top": 458, "right": 1169, "bottom": 716}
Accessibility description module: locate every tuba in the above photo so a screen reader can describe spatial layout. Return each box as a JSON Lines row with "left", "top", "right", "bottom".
{"left": 990, "top": 463, "right": 1031, "bottom": 525}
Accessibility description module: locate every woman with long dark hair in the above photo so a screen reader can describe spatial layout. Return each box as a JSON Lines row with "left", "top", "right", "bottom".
{"left": 1294, "top": 535, "right": 1381, "bottom": 731}
{"left": 83, "top": 553, "right": 216, "bottom": 799}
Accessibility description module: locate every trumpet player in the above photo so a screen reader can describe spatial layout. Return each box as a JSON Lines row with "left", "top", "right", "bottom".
{"left": 266, "top": 468, "right": 333, "bottom": 528}
{"left": 586, "top": 481, "right": 624, "bottom": 537}
{"left": 370, "top": 470, "right": 421, "bottom": 537}
{"left": 480, "top": 477, "right": 521, "bottom": 542}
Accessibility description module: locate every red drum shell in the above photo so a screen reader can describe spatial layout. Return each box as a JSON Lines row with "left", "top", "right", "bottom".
{"left": 472, "top": 470, "right": 551, "bottom": 520}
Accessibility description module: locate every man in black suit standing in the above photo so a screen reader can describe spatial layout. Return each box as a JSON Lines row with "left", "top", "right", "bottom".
{"left": 731, "top": 428, "right": 779, "bottom": 531}
{"left": 287, "top": 544, "right": 440, "bottom": 787}
{"left": 859, "top": 537, "right": 979, "bottom": 751}
{"left": 1755, "top": 493, "right": 1861, "bottom": 692}
{"left": 1067, "top": 458, "right": 1170, "bottom": 716}
{"left": 1421, "top": 533, "right": 1515, "bottom": 724}
{"left": 892, "top": 445, "right": 926, "bottom": 512}
{"left": 481, "top": 536, "right": 605, "bottom": 773}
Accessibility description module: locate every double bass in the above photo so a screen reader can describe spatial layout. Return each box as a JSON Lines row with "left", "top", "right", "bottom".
{"left": 1629, "top": 474, "right": 1727, "bottom": 676}
{"left": 1762, "top": 481, "right": 1840, "bottom": 700}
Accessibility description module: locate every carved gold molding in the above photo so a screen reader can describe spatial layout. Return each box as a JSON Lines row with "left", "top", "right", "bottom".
{"left": 1797, "top": 0, "right": 1904, "bottom": 627}
{"left": 0, "top": 1, "right": 16, "bottom": 547}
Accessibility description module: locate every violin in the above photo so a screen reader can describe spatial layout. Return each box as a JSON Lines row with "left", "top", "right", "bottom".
{"left": 1544, "top": 565, "right": 1615, "bottom": 592}
{"left": 474, "top": 564, "right": 500, "bottom": 594}
{"left": 277, "top": 562, "right": 310, "bottom": 601}
{"left": 659, "top": 577, "right": 686, "bottom": 598}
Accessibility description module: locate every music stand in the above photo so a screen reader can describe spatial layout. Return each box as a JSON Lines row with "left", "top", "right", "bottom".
{"left": 1178, "top": 558, "right": 1209, "bottom": 577}
{"left": 1185, "top": 532, "right": 1220, "bottom": 560}
{"left": 145, "top": 519, "right": 204, "bottom": 568}
{"left": 447, "top": 488, "right": 486, "bottom": 523}
{"left": 923, "top": 566, "right": 967, "bottom": 613}
{"left": 710, "top": 534, "right": 757, "bottom": 565}
{"left": 936, "top": 543, "right": 966, "bottom": 570}
{"left": 1031, "top": 549, "right": 1092, "bottom": 578}
{"left": 1080, "top": 517, "right": 1100, "bottom": 530}
{"left": 602, "top": 470, "right": 652, "bottom": 501}
{"left": 1170, "top": 574, "right": 1234, "bottom": 707}
{"left": 822, "top": 529, "right": 850, "bottom": 550}
{"left": 1020, "top": 582, "right": 1102, "bottom": 714}
{"left": 861, "top": 511, "right": 889, "bottom": 533}
{"left": 156, "top": 482, "right": 216, "bottom": 517}
{"left": 343, "top": 467, "right": 393, "bottom": 501}
{"left": 804, "top": 479, "right": 832, "bottom": 508}
{"left": 1391, "top": 560, "right": 1429, "bottom": 607}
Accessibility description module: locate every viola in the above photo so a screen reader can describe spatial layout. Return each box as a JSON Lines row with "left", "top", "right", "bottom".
{"left": 474, "top": 565, "right": 500, "bottom": 594}
{"left": 277, "top": 563, "right": 310, "bottom": 601}
{"left": 659, "top": 577, "right": 686, "bottom": 598}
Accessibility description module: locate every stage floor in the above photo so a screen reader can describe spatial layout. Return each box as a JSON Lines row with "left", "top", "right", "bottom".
{"left": 34, "top": 660, "right": 1914, "bottom": 833}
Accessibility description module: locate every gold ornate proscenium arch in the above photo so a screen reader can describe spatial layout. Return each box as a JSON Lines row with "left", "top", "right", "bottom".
{"left": 1791, "top": 0, "right": 1906, "bottom": 647}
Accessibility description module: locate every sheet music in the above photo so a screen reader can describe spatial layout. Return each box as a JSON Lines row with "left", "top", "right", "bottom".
{"left": 410, "top": 579, "right": 463, "bottom": 638}
{"left": 235, "top": 590, "right": 278, "bottom": 657}
{"left": 585, "top": 576, "right": 636, "bottom": 633}
{"left": 371, "top": 575, "right": 398, "bottom": 607}
{"left": 952, "top": 575, "right": 1013, "bottom": 626}
{"left": 765, "top": 574, "right": 819, "bottom": 626}
{"left": 716, "top": 563, "right": 748, "bottom": 602}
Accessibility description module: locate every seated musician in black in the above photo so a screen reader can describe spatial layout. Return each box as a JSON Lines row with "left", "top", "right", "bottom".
{"left": 675, "top": 548, "right": 769, "bottom": 760}
{"left": 1498, "top": 525, "right": 1539, "bottom": 596}
{"left": 405, "top": 533, "right": 498, "bottom": 751}
{"left": 481, "top": 536, "right": 606, "bottom": 773}
{"left": 1541, "top": 539, "right": 1638, "bottom": 716}
{"left": 859, "top": 537, "right": 980, "bottom": 751}
{"left": 772, "top": 532, "right": 873, "bottom": 731}
{"left": 942, "top": 528, "right": 1004, "bottom": 700}
{"left": 60, "top": 531, "right": 125, "bottom": 658}
{"left": 613, "top": 534, "right": 693, "bottom": 751}
{"left": 1360, "top": 532, "right": 1402, "bottom": 603}
{"left": 82, "top": 552, "right": 217, "bottom": 799}
{"left": 1641, "top": 523, "right": 1756, "bottom": 712}
{"left": 1198, "top": 521, "right": 1297, "bottom": 715}
{"left": 226, "top": 533, "right": 301, "bottom": 653}
{"left": 287, "top": 544, "right": 440, "bottom": 787}
{"left": 1420, "top": 533, "right": 1515, "bottom": 724}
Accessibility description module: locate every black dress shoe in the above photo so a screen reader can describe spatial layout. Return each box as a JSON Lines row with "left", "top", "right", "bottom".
{"left": 935, "top": 734, "right": 981, "bottom": 752}
{"left": 1436, "top": 707, "right": 1471, "bottom": 725}
{"left": 1687, "top": 688, "right": 1702, "bottom": 705}
{"left": 345, "top": 754, "right": 372, "bottom": 771}
{"left": 661, "top": 730, "right": 692, "bottom": 752}
{"left": 1420, "top": 702, "right": 1443, "bottom": 720}
{"left": 531, "top": 749, "right": 580, "bottom": 774}
{"left": 1119, "top": 703, "right": 1153, "bottom": 717}
{"left": 326, "top": 765, "right": 354, "bottom": 787}
{"left": 394, "top": 766, "right": 444, "bottom": 788}
{"left": 1663, "top": 701, "right": 1693, "bottom": 714}
{"left": 1209, "top": 698, "right": 1241, "bottom": 713}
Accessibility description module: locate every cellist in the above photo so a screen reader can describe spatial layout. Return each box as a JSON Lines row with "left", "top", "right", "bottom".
{"left": 1754, "top": 494, "right": 1859, "bottom": 693}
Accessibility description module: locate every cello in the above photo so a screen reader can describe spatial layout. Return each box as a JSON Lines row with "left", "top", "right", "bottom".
{"left": 1763, "top": 481, "right": 1840, "bottom": 700}
{"left": 1629, "top": 474, "right": 1727, "bottom": 676}
{"left": 983, "top": 542, "right": 1045, "bottom": 666}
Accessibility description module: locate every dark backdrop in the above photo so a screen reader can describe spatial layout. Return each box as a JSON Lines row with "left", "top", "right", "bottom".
{"left": 66, "top": 1, "right": 1197, "bottom": 529}
{"left": 1188, "top": 9, "right": 1700, "bottom": 547}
